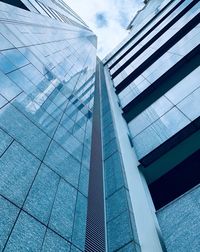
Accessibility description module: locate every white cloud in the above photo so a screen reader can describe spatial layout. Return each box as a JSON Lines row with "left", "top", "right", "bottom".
{"left": 65, "top": 0, "right": 144, "bottom": 59}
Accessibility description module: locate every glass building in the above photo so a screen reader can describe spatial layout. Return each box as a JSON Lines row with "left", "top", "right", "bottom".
{"left": 103, "top": 0, "right": 200, "bottom": 251}
{"left": 0, "top": 0, "right": 200, "bottom": 251}
{"left": 0, "top": 0, "right": 97, "bottom": 251}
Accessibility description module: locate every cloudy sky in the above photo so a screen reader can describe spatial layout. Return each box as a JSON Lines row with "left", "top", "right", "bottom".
{"left": 65, "top": 0, "right": 144, "bottom": 59}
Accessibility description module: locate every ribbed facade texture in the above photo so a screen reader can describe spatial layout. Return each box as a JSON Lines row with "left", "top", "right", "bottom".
{"left": 0, "top": 0, "right": 200, "bottom": 251}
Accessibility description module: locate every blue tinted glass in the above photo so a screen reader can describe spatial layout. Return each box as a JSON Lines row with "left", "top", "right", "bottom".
{"left": 18, "top": 47, "right": 44, "bottom": 73}
{"left": 49, "top": 179, "right": 77, "bottom": 239}
{"left": 0, "top": 53, "right": 16, "bottom": 73}
{"left": 0, "top": 128, "right": 13, "bottom": 156}
{"left": 104, "top": 152, "right": 126, "bottom": 197}
{"left": 73, "top": 123, "right": 85, "bottom": 143}
{"left": 42, "top": 229, "right": 70, "bottom": 252}
{"left": 118, "top": 242, "right": 140, "bottom": 252}
{"left": 0, "top": 33, "right": 13, "bottom": 50}
{"left": 133, "top": 125, "right": 163, "bottom": 158}
{"left": 78, "top": 166, "right": 89, "bottom": 196}
{"left": 0, "top": 196, "right": 19, "bottom": 251}
{"left": 44, "top": 141, "right": 81, "bottom": 188}
{"left": 106, "top": 188, "right": 129, "bottom": 222}
{"left": 157, "top": 185, "right": 200, "bottom": 252}
{"left": 0, "top": 71, "right": 22, "bottom": 100}
{"left": 104, "top": 138, "right": 118, "bottom": 160}
{"left": 111, "top": 0, "right": 191, "bottom": 74}
{"left": 24, "top": 164, "right": 59, "bottom": 224}
{"left": 53, "top": 125, "right": 83, "bottom": 162}
{"left": 129, "top": 96, "right": 173, "bottom": 136}
{"left": 7, "top": 68, "right": 36, "bottom": 94}
{"left": 72, "top": 193, "right": 87, "bottom": 250}
{"left": 114, "top": 3, "right": 199, "bottom": 88}
{"left": 70, "top": 246, "right": 82, "bottom": 252}
{"left": 0, "top": 104, "right": 51, "bottom": 159}
{"left": 165, "top": 67, "right": 200, "bottom": 104}
{"left": 0, "top": 23, "right": 23, "bottom": 47}
{"left": 107, "top": 210, "right": 134, "bottom": 251}
{"left": 0, "top": 95, "right": 8, "bottom": 108}
{"left": 0, "top": 141, "right": 40, "bottom": 206}
{"left": 81, "top": 145, "right": 91, "bottom": 168}
{"left": 11, "top": 93, "right": 58, "bottom": 138}
{"left": 132, "top": 108, "right": 190, "bottom": 158}
{"left": 4, "top": 211, "right": 46, "bottom": 252}
{"left": 0, "top": 1, "right": 96, "bottom": 250}
{"left": 177, "top": 87, "right": 200, "bottom": 121}
{"left": 2, "top": 49, "right": 29, "bottom": 68}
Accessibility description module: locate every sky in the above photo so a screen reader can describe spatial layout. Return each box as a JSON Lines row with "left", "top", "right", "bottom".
{"left": 65, "top": 0, "right": 144, "bottom": 59}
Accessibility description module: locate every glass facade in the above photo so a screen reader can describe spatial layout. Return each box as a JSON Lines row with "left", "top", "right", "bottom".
{"left": 104, "top": 0, "right": 200, "bottom": 251}
{"left": 0, "top": 1, "right": 96, "bottom": 251}
{"left": 110, "top": 0, "right": 197, "bottom": 76}
{"left": 113, "top": 1, "right": 199, "bottom": 90}
{"left": 157, "top": 184, "right": 200, "bottom": 252}
{"left": 128, "top": 67, "right": 200, "bottom": 159}
{"left": 100, "top": 64, "right": 140, "bottom": 251}
{"left": 1, "top": 0, "right": 200, "bottom": 251}
{"left": 105, "top": 0, "right": 200, "bottom": 160}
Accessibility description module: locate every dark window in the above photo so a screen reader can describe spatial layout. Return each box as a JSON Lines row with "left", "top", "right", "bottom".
{"left": 149, "top": 149, "right": 200, "bottom": 210}
{"left": 0, "top": 0, "right": 30, "bottom": 11}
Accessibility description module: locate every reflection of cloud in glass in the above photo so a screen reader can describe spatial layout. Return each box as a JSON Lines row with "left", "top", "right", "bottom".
{"left": 26, "top": 81, "right": 61, "bottom": 114}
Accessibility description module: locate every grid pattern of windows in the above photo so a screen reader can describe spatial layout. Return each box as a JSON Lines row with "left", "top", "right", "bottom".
{"left": 0, "top": 2, "right": 96, "bottom": 251}
{"left": 113, "top": 1, "right": 199, "bottom": 93}
{"left": 37, "top": 0, "right": 90, "bottom": 29}
{"left": 128, "top": 67, "right": 200, "bottom": 159}
{"left": 100, "top": 63, "right": 140, "bottom": 252}
{"left": 104, "top": 0, "right": 200, "bottom": 250}
{"left": 111, "top": 0, "right": 197, "bottom": 77}
{"left": 105, "top": 0, "right": 200, "bottom": 161}
{"left": 104, "top": 0, "right": 181, "bottom": 68}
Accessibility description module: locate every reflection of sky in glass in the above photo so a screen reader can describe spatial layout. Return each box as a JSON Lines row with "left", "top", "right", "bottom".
{"left": 0, "top": 2, "right": 96, "bottom": 251}
{"left": 129, "top": 67, "right": 200, "bottom": 159}
{"left": 113, "top": 1, "right": 200, "bottom": 101}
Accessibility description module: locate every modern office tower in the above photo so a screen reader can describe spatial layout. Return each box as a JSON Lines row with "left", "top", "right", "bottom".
{"left": 0, "top": 0, "right": 97, "bottom": 251}
{"left": 0, "top": 0, "right": 200, "bottom": 252}
{"left": 103, "top": 0, "right": 200, "bottom": 251}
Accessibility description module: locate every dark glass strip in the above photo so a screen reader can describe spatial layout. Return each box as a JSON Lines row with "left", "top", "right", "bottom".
{"left": 85, "top": 59, "right": 106, "bottom": 252}
{"left": 149, "top": 148, "right": 200, "bottom": 210}
{"left": 104, "top": 0, "right": 177, "bottom": 67}
{"left": 111, "top": 0, "right": 199, "bottom": 78}
{"left": 140, "top": 116, "right": 200, "bottom": 166}
{"left": 123, "top": 45, "right": 200, "bottom": 122}
{"left": 115, "top": 13, "right": 200, "bottom": 94}
{"left": 0, "top": 0, "right": 30, "bottom": 10}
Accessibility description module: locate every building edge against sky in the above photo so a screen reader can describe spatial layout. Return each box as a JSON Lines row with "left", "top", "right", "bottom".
{"left": 0, "top": 0, "right": 98, "bottom": 251}
{"left": 0, "top": 0, "right": 200, "bottom": 252}
{"left": 103, "top": 0, "right": 200, "bottom": 251}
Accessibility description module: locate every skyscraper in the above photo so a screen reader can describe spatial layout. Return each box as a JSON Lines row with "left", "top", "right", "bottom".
{"left": 0, "top": 0, "right": 97, "bottom": 251}
{"left": 103, "top": 0, "right": 200, "bottom": 251}
{"left": 0, "top": 0, "right": 199, "bottom": 252}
